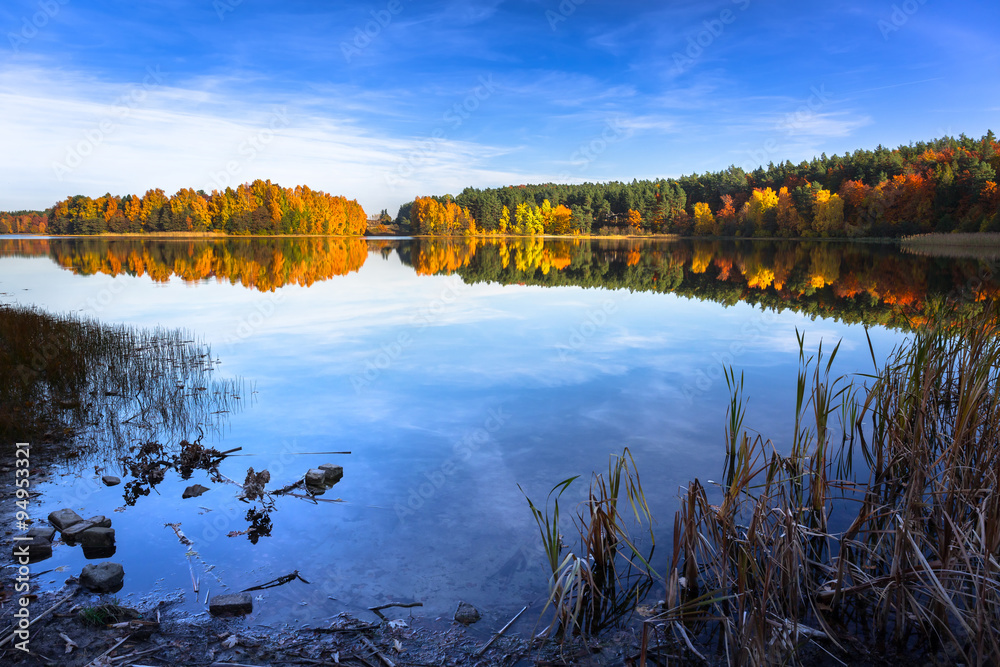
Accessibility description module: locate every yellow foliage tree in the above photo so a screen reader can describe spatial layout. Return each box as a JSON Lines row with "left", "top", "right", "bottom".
{"left": 693, "top": 202, "right": 715, "bottom": 235}
{"left": 812, "top": 190, "right": 845, "bottom": 235}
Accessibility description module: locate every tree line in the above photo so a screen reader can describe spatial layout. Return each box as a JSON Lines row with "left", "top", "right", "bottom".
{"left": 3, "top": 180, "right": 367, "bottom": 236}
{"left": 398, "top": 132, "right": 1000, "bottom": 237}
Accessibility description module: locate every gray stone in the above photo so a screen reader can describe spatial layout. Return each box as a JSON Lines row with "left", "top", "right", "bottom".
{"left": 61, "top": 521, "right": 96, "bottom": 543}
{"left": 182, "top": 484, "right": 210, "bottom": 499}
{"left": 101, "top": 475, "right": 121, "bottom": 486}
{"left": 27, "top": 526, "right": 56, "bottom": 542}
{"left": 209, "top": 593, "right": 253, "bottom": 616}
{"left": 319, "top": 464, "right": 344, "bottom": 485}
{"left": 48, "top": 508, "right": 85, "bottom": 532}
{"left": 80, "top": 562, "right": 124, "bottom": 593}
{"left": 13, "top": 536, "right": 52, "bottom": 563}
{"left": 78, "top": 527, "right": 116, "bottom": 549}
{"left": 305, "top": 469, "right": 326, "bottom": 487}
{"left": 87, "top": 515, "right": 112, "bottom": 529}
{"left": 454, "top": 601, "right": 480, "bottom": 625}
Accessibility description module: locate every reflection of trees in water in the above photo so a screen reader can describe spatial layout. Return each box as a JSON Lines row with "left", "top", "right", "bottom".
{"left": 397, "top": 237, "right": 999, "bottom": 330}
{"left": 5, "top": 237, "right": 368, "bottom": 292}
{"left": 3, "top": 236, "right": 999, "bottom": 329}
{"left": 0, "top": 305, "right": 245, "bottom": 465}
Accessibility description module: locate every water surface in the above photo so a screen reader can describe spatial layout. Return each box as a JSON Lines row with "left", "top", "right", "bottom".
{"left": 1, "top": 236, "right": 993, "bottom": 630}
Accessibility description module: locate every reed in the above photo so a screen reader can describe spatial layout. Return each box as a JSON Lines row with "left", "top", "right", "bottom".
{"left": 650, "top": 309, "right": 1000, "bottom": 665}
{"left": 0, "top": 303, "right": 243, "bottom": 460}
{"left": 521, "top": 448, "right": 657, "bottom": 639}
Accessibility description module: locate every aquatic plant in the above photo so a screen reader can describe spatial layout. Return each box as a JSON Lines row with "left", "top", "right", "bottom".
{"left": 521, "top": 448, "right": 656, "bottom": 639}
{"left": 649, "top": 309, "right": 1000, "bottom": 665}
{"left": 0, "top": 303, "right": 244, "bottom": 459}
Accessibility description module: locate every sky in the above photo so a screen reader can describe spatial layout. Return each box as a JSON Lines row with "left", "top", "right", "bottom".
{"left": 0, "top": 0, "right": 997, "bottom": 216}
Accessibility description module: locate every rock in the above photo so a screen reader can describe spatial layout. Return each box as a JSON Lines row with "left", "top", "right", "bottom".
{"left": 305, "top": 469, "right": 326, "bottom": 487}
{"left": 87, "top": 515, "right": 112, "bottom": 528}
{"left": 13, "top": 536, "right": 52, "bottom": 563}
{"left": 182, "top": 484, "right": 209, "bottom": 499}
{"left": 78, "top": 527, "right": 116, "bottom": 549}
{"left": 27, "top": 526, "right": 56, "bottom": 542}
{"left": 209, "top": 593, "right": 253, "bottom": 616}
{"left": 48, "top": 508, "right": 85, "bottom": 532}
{"left": 102, "top": 475, "right": 121, "bottom": 486}
{"left": 454, "top": 601, "right": 480, "bottom": 625}
{"left": 80, "top": 562, "right": 124, "bottom": 593}
{"left": 82, "top": 545, "right": 117, "bottom": 560}
{"left": 61, "top": 521, "right": 96, "bottom": 543}
{"left": 318, "top": 464, "right": 344, "bottom": 485}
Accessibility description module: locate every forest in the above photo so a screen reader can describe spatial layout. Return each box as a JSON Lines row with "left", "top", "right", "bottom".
{"left": 0, "top": 179, "right": 367, "bottom": 236}
{"left": 399, "top": 132, "right": 1000, "bottom": 238}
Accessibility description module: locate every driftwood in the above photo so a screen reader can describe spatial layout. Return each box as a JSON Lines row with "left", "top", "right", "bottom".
{"left": 241, "top": 570, "right": 310, "bottom": 592}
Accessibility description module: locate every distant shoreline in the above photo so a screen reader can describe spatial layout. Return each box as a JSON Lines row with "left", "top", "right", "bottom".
{"left": 5, "top": 232, "right": 1000, "bottom": 247}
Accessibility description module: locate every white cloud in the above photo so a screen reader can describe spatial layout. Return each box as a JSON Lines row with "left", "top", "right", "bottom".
{"left": 0, "top": 63, "right": 540, "bottom": 214}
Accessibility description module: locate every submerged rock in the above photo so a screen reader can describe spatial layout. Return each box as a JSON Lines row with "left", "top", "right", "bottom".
{"left": 209, "top": 593, "right": 253, "bottom": 616}
{"left": 78, "top": 527, "right": 116, "bottom": 549}
{"left": 80, "top": 562, "right": 125, "bottom": 593}
{"left": 182, "top": 484, "right": 210, "bottom": 499}
{"left": 319, "top": 464, "right": 344, "bottom": 485}
{"left": 61, "top": 521, "right": 97, "bottom": 543}
{"left": 454, "top": 601, "right": 481, "bottom": 625}
{"left": 13, "top": 536, "right": 53, "bottom": 563}
{"left": 27, "top": 525, "right": 56, "bottom": 542}
{"left": 82, "top": 545, "right": 117, "bottom": 560}
{"left": 48, "top": 508, "right": 85, "bottom": 532}
{"left": 102, "top": 475, "right": 121, "bottom": 486}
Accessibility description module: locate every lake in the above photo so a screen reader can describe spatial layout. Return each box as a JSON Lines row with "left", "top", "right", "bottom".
{"left": 1, "top": 236, "right": 995, "bottom": 632}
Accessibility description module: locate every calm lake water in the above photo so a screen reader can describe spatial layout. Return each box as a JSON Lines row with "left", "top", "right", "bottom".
{"left": 1, "top": 236, "right": 994, "bottom": 631}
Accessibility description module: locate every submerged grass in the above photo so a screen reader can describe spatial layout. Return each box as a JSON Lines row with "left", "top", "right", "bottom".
{"left": 0, "top": 303, "right": 244, "bottom": 460}
{"left": 649, "top": 307, "right": 1000, "bottom": 665}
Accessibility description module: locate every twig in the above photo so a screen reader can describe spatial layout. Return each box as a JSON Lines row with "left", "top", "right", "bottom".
{"left": 368, "top": 601, "right": 423, "bottom": 620}
{"left": 359, "top": 636, "right": 395, "bottom": 667}
{"left": 188, "top": 556, "right": 199, "bottom": 593}
{"left": 0, "top": 591, "right": 74, "bottom": 647}
{"left": 242, "top": 570, "right": 311, "bottom": 592}
{"left": 83, "top": 635, "right": 130, "bottom": 667}
{"left": 111, "top": 646, "right": 162, "bottom": 662}
{"left": 164, "top": 522, "right": 193, "bottom": 546}
{"left": 281, "top": 492, "right": 344, "bottom": 503}
{"left": 272, "top": 479, "right": 305, "bottom": 495}
{"left": 310, "top": 623, "right": 381, "bottom": 634}
{"left": 475, "top": 604, "right": 528, "bottom": 657}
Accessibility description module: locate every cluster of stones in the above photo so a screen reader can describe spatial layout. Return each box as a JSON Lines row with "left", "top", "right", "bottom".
{"left": 11, "top": 506, "right": 125, "bottom": 594}
{"left": 304, "top": 464, "right": 343, "bottom": 495}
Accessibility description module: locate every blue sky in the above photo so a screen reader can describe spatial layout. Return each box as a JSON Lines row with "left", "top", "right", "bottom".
{"left": 1, "top": 0, "right": 997, "bottom": 215}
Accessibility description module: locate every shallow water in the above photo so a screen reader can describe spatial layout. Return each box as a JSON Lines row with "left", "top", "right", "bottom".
{"left": 1, "top": 236, "right": 993, "bottom": 631}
